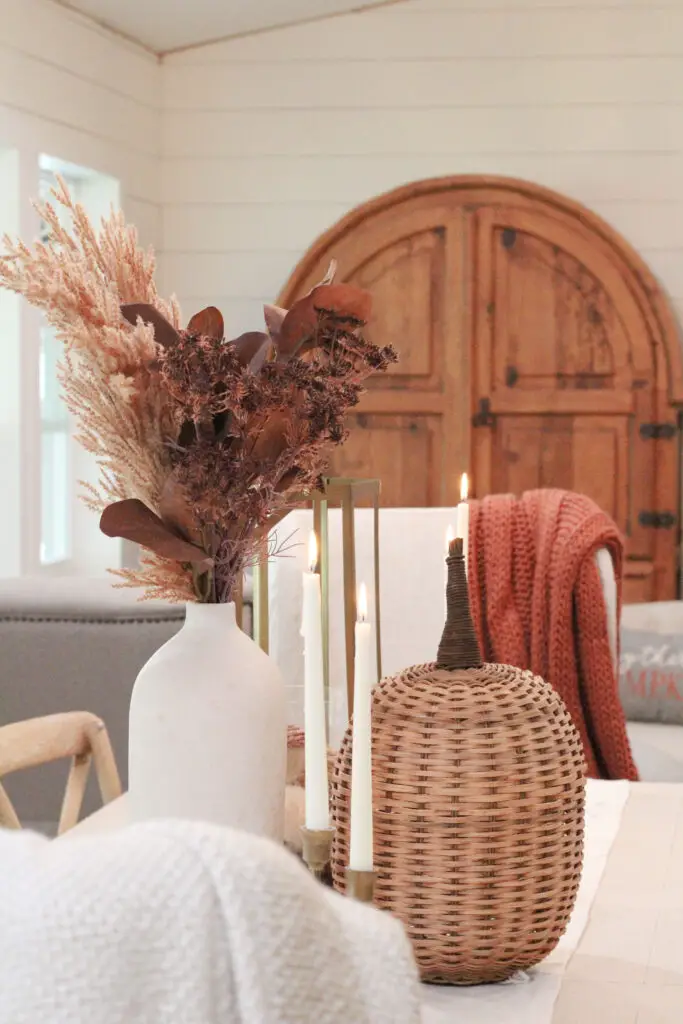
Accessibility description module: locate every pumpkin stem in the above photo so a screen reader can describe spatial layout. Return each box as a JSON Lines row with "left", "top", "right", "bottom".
{"left": 436, "top": 537, "right": 483, "bottom": 670}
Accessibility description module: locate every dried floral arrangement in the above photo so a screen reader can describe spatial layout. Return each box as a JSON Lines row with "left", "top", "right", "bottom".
{"left": 0, "top": 182, "right": 396, "bottom": 602}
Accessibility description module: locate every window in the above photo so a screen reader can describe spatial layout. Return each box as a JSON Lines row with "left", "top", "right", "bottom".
{"left": 37, "top": 157, "right": 119, "bottom": 570}
{"left": 38, "top": 169, "right": 72, "bottom": 564}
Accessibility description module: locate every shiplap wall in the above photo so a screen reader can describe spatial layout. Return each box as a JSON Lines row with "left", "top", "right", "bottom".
{"left": 0, "top": 0, "right": 160, "bottom": 245}
{"left": 0, "top": 0, "right": 160, "bottom": 575}
{"left": 161, "top": 0, "right": 683, "bottom": 333}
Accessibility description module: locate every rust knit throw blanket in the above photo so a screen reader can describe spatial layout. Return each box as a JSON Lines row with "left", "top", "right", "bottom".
{"left": 468, "top": 489, "right": 638, "bottom": 781}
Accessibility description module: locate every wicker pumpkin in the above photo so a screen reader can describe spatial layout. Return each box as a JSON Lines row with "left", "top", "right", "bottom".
{"left": 331, "top": 538, "right": 586, "bottom": 985}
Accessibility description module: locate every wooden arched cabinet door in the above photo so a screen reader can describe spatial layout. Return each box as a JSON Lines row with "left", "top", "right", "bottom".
{"left": 279, "top": 176, "right": 683, "bottom": 602}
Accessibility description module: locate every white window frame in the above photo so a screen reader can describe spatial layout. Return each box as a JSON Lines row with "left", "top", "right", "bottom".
{"left": 36, "top": 156, "right": 120, "bottom": 575}
{"left": 38, "top": 168, "right": 73, "bottom": 566}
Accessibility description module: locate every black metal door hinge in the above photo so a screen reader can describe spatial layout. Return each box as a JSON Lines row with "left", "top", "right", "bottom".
{"left": 640, "top": 422, "right": 677, "bottom": 440}
{"left": 501, "top": 228, "right": 516, "bottom": 250}
{"left": 638, "top": 511, "right": 676, "bottom": 529}
{"left": 472, "top": 397, "right": 494, "bottom": 428}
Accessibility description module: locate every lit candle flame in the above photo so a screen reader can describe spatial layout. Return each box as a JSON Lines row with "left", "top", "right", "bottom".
{"left": 445, "top": 524, "right": 454, "bottom": 552}
{"left": 460, "top": 472, "right": 469, "bottom": 502}
{"left": 308, "top": 531, "right": 318, "bottom": 573}
{"left": 357, "top": 581, "right": 368, "bottom": 622}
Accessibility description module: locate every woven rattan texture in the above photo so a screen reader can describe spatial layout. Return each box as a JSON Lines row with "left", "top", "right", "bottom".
{"left": 331, "top": 661, "right": 586, "bottom": 985}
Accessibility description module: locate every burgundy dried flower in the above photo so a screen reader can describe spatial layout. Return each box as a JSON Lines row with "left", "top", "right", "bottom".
{"left": 104, "top": 262, "right": 397, "bottom": 601}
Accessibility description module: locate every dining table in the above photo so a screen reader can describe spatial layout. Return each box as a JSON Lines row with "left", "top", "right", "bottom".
{"left": 65, "top": 780, "right": 683, "bottom": 1023}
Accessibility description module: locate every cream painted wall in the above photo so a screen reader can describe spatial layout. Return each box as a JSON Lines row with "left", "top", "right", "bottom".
{"left": 0, "top": 0, "right": 160, "bottom": 247}
{"left": 3, "top": 0, "right": 683, "bottom": 577}
{"left": 0, "top": 0, "right": 161, "bottom": 575}
{"left": 160, "top": 0, "right": 683, "bottom": 339}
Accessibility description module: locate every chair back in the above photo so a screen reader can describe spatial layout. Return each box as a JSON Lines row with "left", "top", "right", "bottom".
{"left": 268, "top": 507, "right": 616, "bottom": 745}
{"left": 0, "top": 712, "right": 121, "bottom": 834}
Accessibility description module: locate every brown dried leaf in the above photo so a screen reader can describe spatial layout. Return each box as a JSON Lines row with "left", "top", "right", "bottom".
{"left": 100, "top": 499, "right": 212, "bottom": 567}
{"left": 275, "top": 296, "right": 318, "bottom": 358}
{"left": 187, "top": 306, "right": 224, "bottom": 340}
{"left": 310, "top": 283, "right": 372, "bottom": 324}
{"left": 231, "top": 330, "right": 272, "bottom": 371}
{"left": 275, "top": 468, "right": 300, "bottom": 493}
{"left": 248, "top": 337, "right": 272, "bottom": 373}
{"left": 120, "top": 304, "right": 181, "bottom": 348}
{"left": 276, "top": 282, "right": 371, "bottom": 358}
{"left": 263, "top": 262, "right": 336, "bottom": 353}
{"left": 158, "top": 475, "right": 200, "bottom": 544}
{"left": 263, "top": 304, "right": 286, "bottom": 341}
{"left": 250, "top": 411, "right": 290, "bottom": 461}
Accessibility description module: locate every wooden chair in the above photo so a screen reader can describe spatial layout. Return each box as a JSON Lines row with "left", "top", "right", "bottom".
{"left": 0, "top": 711, "right": 122, "bottom": 835}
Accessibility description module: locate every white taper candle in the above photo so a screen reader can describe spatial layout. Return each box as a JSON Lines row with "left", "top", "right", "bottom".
{"left": 455, "top": 473, "right": 470, "bottom": 578}
{"left": 349, "top": 582, "right": 375, "bottom": 871}
{"left": 301, "top": 532, "right": 329, "bottom": 829}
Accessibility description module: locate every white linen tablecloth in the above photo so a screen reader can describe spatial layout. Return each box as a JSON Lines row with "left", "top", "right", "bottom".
{"left": 422, "top": 780, "right": 629, "bottom": 1023}
{"left": 64, "top": 780, "right": 649, "bottom": 1023}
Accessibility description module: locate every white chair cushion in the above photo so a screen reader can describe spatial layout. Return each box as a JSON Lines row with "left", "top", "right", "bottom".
{"left": 269, "top": 508, "right": 616, "bottom": 747}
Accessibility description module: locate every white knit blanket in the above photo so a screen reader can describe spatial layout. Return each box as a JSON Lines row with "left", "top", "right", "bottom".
{"left": 0, "top": 821, "right": 420, "bottom": 1024}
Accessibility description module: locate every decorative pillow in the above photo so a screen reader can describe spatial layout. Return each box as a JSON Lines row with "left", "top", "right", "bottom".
{"left": 619, "top": 602, "right": 683, "bottom": 724}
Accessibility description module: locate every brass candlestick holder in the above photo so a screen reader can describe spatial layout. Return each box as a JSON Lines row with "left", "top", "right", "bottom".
{"left": 346, "top": 867, "right": 376, "bottom": 904}
{"left": 246, "top": 476, "right": 383, "bottom": 718}
{"left": 300, "top": 826, "right": 335, "bottom": 881}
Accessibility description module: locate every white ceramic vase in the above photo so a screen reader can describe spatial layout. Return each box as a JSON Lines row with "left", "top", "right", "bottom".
{"left": 128, "top": 601, "right": 286, "bottom": 841}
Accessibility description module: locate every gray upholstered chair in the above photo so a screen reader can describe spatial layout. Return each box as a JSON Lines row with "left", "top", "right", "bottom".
{"left": 0, "top": 710, "right": 122, "bottom": 833}
{"left": 0, "top": 579, "right": 183, "bottom": 831}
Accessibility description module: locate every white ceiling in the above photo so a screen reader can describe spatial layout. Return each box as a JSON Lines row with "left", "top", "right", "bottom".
{"left": 59, "top": 0, "right": 395, "bottom": 54}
